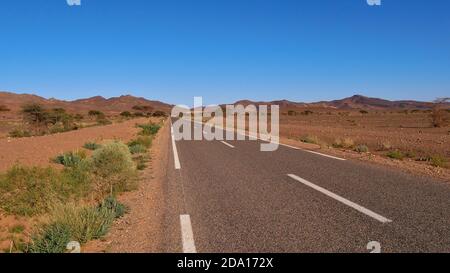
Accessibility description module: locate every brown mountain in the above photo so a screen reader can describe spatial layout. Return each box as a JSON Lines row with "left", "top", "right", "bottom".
{"left": 0, "top": 91, "right": 172, "bottom": 114}
{"left": 230, "top": 95, "right": 440, "bottom": 110}
{"left": 313, "top": 95, "right": 436, "bottom": 110}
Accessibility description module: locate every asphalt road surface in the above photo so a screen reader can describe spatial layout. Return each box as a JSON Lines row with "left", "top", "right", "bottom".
{"left": 162, "top": 119, "right": 450, "bottom": 253}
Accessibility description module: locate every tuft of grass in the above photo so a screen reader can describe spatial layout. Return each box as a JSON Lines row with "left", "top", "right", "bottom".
{"left": 29, "top": 222, "right": 72, "bottom": 253}
{"left": 9, "top": 129, "right": 31, "bottom": 138}
{"left": 387, "top": 150, "right": 405, "bottom": 160}
{"left": 333, "top": 137, "right": 355, "bottom": 149}
{"left": 0, "top": 166, "right": 63, "bottom": 216}
{"left": 299, "top": 135, "right": 320, "bottom": 145}
{"left": 138, "top": 123, "right": 161, "bottom": 136}
{"left": 29, "top": 196, "right": 127, "bottom": 253}
{"left": 129, "top": 144, "right": 147, "bottom": 154}
{"left": 429, "top": 155, "right": 447, "bottom": 168}
{"left": 354, "top": 144, "right": 369, "bottom": 153}
{"left": 134, "top": 155, "right": 150, "bottom": 170}
{"left": 52, "top": 150, "right": 87, "bottom": 167}
{"left": 128, "top": 136, "right": 152, "bottom": 149}
{"left": 83, "top": 142, "right": 102, "bottom": 151}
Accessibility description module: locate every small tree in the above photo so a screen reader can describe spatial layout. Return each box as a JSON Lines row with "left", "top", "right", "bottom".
{"left": 431, "top": 98, "right": 449, "bottom": 128}
{"left": 22, "top": 104, "right": 47, "bottom": 124}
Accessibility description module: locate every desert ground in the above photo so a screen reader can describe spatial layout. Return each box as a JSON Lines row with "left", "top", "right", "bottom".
{"left": 0, "top": 92, "right": 449, "bottom": 253}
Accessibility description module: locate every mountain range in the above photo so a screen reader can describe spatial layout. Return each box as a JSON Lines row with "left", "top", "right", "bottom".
{"left": 0, "top": 91, "right": 446, "bottom": 115}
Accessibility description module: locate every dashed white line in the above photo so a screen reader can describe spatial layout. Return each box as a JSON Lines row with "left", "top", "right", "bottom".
{"left": 180, "top": 214, "right": 197, "bottom": 253}
{"left": 171, "top": 126, "right": 181, "bottom": 170}
{"left": 194, "top": 120, "right": 346, "bottom": 161}
{"left": 287, "top": 174, "right": 392, "bottom": 224}
{"left": 220, "top": 141, "right": 235, "bottom": 148}
{"left": 301, "top": 149, "right": 346, "bottom": 161}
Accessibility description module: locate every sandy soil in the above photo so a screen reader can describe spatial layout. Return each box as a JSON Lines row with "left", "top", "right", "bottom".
{"left": 0, "top": 118, "right": 148, "bottom": 172}
{"left": 83, "top": 119, "right": 169, "bottom": 253}
{"left": 277, "top": 111, "right": 450, "bottom": 182}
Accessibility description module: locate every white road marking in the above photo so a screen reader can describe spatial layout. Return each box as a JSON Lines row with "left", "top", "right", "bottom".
{"left": 171, "top": 125, "right": 181, "bottom": 169}
{"left": 194, "top": 120, "right": 346, "bottom": 161}
{"left": 287, "top": 174, "right": 392, "bottom": 224}
{"left": 301, "top": 149, "right": 346, "bottom": 161}
{"left": 180, "top": 214, "right": 197, "bottom": 253}
{"left": 220, "top": 141, "right": 235, "bottom": 148}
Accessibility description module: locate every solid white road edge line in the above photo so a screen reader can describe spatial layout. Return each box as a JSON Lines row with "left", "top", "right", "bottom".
{"left": 180, "top": 214, "right": 197, "bottom": 253}
{"left": 220, "top": 141, "right": 235, "bottom": 148}
{"left": 287, "top": 174, "right": 392, "bottom": 224}
{"left": 171, "top": 125, "right": 181, "bottom": 170}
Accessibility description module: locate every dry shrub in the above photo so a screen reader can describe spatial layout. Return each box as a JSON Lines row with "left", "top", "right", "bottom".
{"left": 333, "top": 137, "right": 355, "bottom": 149}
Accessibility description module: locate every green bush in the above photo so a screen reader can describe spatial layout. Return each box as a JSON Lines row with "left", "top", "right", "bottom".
{"left": 29, "top": 222, "right": 72, "bottom": 253}
{"left": 89, "top": 142, "right": 137, "bottom": 195}
{"left": 52, "top": 151, "right": 87, "bottom": 167}
{"left": 83, "top": 142, "right": 102, "bottom": 151}
{"left": 128, "top": 136, "right": 152, "bottom": 149}
{"left": 29, "top": 196, "right": 127, "bottom": 253}
{"left": 0, "top": 163, "right": 97, "bottom": 217}
{"left": 129, "top": 143, "right": 147, "bottom": 154}
{"left": 138, "top": 123, "right": 161, "bottom": 136}
{"left": 0, "top": 166, "right": 63, "bottom": 216}
{"left": 387, "top": 150, "right": 405, "bottom": 160}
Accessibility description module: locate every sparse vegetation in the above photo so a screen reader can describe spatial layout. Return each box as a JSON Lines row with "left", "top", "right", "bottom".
{"left": 299, "top": 135, "right": 320, "bottom": 145}
{"left": 138, "top": 123, "right": 161, "bottom": 136}
{"left": 52, "top": 150, "right": 87, "bottom": 167}
{"left": 387, "top": 150, "right": 405, "bottom": 160}
{"left": 429, "top": 155, "right": 447, "bottom": 168}
{"left": 0, "top": 141, "right": 137, "bottom": 217}
{"left": 9, "top": 224, "right": 25, "bottom": 234}
{"left": 431, "top": 98, "right": 449, "bottom": 128}
{"left": 152, "top": 110, "right": 167, "bottom": 117}
{"left": 287, "top": 110, "right": 297, "bottom": 116}
{"left": 354, "top": 144, "right": 369, "bottom": 153}
{"left": 129, "top": 143, "right": 147, "bottom": 154}
{"left": 9, "top": 129, "right": 32, "bottom": 138}
{"left": 128, "top": 136, "right": 152, "bottom": 149}
{"left": 333, "top": 137, "right": 355, "bottom": 149}
{"left": 88, "top": 110, "right": 103, "bottom": 117}
{"left": 120, "top": 111, "right": 132, "bottom": 118}
{"left": 29, "top": 196, "right": 126, "bottom": 253}
{"left": 83, "top": 142, "right": 102, "bottom": 151}
{"left": 10, "top": 104, "right": 90, "bottom": 138}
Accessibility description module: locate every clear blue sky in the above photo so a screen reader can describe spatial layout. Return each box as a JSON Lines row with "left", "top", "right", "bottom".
{"left": 0, "top": 0, "right": 449, "bottom": 105}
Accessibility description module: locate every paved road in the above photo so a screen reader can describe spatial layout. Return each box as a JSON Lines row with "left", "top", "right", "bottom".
{"left": 162, "top": 120, "right": 450, "bottom": 253}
